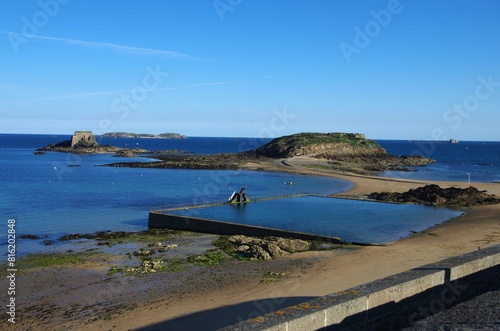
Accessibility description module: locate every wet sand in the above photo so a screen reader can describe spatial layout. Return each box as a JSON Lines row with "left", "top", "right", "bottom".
{"left": 6, "top": 157, "right": 500, "bottom": 330}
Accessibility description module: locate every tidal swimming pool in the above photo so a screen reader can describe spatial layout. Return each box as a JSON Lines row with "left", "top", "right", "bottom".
{"left": 166, "top": 195, "right": 463, "bottom": 244}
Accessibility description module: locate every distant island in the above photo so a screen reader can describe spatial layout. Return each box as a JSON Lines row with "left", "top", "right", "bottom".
{"left": 35, "top": 131, "right": 187, "bottom": 156}
{"left": 101, "top": 132, "right": 187, "bottom": 139}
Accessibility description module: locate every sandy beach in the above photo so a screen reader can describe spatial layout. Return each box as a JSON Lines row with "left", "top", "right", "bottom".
{"left": 7, "top": 158, "right": 500, "bottom": 330}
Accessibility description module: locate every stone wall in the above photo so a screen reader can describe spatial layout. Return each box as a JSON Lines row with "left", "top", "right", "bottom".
{"left": 218, "top": 244, "right": 500, "bottom": 330}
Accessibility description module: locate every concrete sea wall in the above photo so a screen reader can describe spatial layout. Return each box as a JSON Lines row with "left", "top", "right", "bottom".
{"left": 218, "top": 244, "right": 500, "bottom": 330}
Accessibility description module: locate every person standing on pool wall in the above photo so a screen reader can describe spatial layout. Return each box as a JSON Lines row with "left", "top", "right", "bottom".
{"left": 240, "top": 187, "right": 248, "bottom": 202}
{"left": 228, "top": 187, "right": 250, "bottom": 203}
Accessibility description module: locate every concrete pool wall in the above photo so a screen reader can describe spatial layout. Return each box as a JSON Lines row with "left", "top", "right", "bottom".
{"left": 148, "top": 208, "right": 343, "bottom": 243}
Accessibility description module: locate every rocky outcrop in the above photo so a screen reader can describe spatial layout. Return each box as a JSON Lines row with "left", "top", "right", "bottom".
{"left": 255, "top": 132, "right": 435, "bottom": 169}
{"left": 224, "top": 235, "right": 311, "bottom": 260}
{"left": 114, "top": 148, "right": 150, "bottom": 157}
{"left": 36, "top": 139, "right": 123, "bottom": 154}
{"left": 256, "top": 132, "right": 378, "bottom": 158}
{"left": 368, "top": 184, "right": 500, "bottom": 207}
{"left": 36, "top": 140, "right": 187, "bottom": 157}
{"left": 106, "top": 151, "right": 261, "bottom": 170}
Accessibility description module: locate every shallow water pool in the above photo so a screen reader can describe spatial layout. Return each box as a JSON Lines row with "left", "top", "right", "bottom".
{"left": 168, "top": 196, "right": 463, "bottom": 244}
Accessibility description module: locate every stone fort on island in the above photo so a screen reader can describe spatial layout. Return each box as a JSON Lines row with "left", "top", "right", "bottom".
{"left": 70, "top": 131, "right": 97, "bottom": 147}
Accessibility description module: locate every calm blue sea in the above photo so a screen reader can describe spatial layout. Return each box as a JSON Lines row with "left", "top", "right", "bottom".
{"left": 1, "top": 134, "right": 498, "bottom": 252}
{"left": 378, "top": 140, "right": 500, "bottom": 183}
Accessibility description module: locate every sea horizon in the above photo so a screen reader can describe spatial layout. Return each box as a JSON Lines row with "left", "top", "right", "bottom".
{"left": 1, "top": 132, "right": 499, "bottom": 143}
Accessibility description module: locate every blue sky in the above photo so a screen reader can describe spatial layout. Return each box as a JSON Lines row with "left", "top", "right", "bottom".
{"left": 1, "top": 0, "right": 499, "bottom": 140}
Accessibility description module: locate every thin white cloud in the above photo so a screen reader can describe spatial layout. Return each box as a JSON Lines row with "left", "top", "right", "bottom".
{"left": 32, "top": 89, "right": 130, "bottom": 101}
{"left": 0, "top": 30, "right": 205, "bottom": 60}
{"left": 32, "top": 81, "right": 237, "bottom": 101}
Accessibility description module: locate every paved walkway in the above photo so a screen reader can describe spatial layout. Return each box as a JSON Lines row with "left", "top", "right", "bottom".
{"left": 404, "top": 288, "right": 500, "bottom": 330}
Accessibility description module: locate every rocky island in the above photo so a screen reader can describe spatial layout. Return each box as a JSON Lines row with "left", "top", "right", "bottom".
{"left": 104, "top": 132, "right": 436, "bottom": 173}
{"left": 256, "top": 132, "right": 435, "bottom": 170}
{"left": 101, "top": 132, "right": 187, "bottom": 139}
{"left": 35, "top": 131, "right": 121, "bottom": 154}
{"left": 35, "top": 131, "right": 186, "bottom": 156}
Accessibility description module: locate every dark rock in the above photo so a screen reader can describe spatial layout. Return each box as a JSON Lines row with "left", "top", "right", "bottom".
{"left": 225, "top": 235, "right": 311, "bottom": 260}
{"left": 368, "top": 185, "right": 500, "bottom": 207}
{"left": 96, "top": 241, "right": 113, "bottom": 246}
{"left": 59, "top": 231, "right": 133, "bottom": 241}
{"left": 105, "top": 151, "right": 260, "bottom": 170}
{"left": 19, "top": 234, "right": 41, "bottom": 240}
{"left": 262, "top": 243, "right": 288, "bottom": 258}
{"left": 58, "top": 229, "right": 174, "bottom": 242}
{"left": 36, "top": 139, "right": 123, "bottom": 154}
{"left": 271, "top": 237, "right": 310, "bottom": 253}
{"left": 43, "top": 240, "right": 55, "bottom": 246}
{"left": 249, "top": 245, "right": 273, "bottom": 261}
{"left": 114, "top": 148, "right": 149, "bottom": 157}
{"left": 59, "top": 233, "right": 86, "bottom": 241}
{"left": 134, "top": 248, "right": 155, "bottom": 256}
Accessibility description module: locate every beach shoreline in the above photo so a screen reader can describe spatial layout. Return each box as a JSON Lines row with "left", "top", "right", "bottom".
{"left": 6, "top": 158, "right": 500, "bottom": 330}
